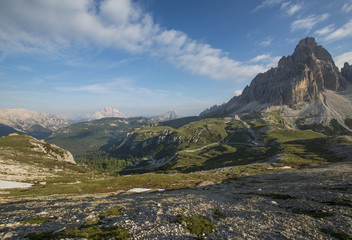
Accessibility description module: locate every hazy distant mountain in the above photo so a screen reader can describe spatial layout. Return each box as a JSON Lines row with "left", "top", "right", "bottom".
{"left": 86, "top": 106, "right": 127, "bottom": 121}
{"left": 150, "top": 111, "right": 181, "bottom": 123}
{"left": 0, "top": 108, "right": 70, "bottom": 139}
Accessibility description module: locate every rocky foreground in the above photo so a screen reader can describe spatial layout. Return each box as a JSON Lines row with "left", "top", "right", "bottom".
{"left": 1, "top": 162, "right": 351, "bottom": 239}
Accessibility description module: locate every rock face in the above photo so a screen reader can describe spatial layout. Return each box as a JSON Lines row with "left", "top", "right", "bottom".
{"left": 342, "top": 62, "right": 352, "bottom": 84}
{"left": 207, "top": 37, "right": 352, "bottom": 130}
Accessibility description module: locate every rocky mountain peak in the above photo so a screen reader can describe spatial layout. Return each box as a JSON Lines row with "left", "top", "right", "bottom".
{"left": 292, "top": 37, "right": 333, "bottom": 62}
{"left": 87, "top": 106, "right": 127, "bottom": 121}
{"left": 204, "top": 37, "right": 352, "bottom": 128}
{"left": 223, "top": 37, "right": 347, "bottom": 111}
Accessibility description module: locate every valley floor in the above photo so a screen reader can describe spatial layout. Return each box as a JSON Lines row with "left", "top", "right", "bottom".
{"left": 0, "top": 162, "right": 351, "bottom": 239}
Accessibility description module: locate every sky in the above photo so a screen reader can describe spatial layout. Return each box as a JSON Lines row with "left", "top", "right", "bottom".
{"left": 0, "top": 0, "right": 352, "bottom": 117}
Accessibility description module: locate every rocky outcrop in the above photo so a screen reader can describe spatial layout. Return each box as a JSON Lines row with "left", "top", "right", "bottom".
{"left": 235, "top": 37, "right": 345, "bottom": 109}
{"left": 0, "top": 133, "right": 76, "bottom": 182}
{"left": 29, "top": 138, "right": 75, "bottom": 164}
{"left": 342, "top": 62, "right": 352, "bottom": 84}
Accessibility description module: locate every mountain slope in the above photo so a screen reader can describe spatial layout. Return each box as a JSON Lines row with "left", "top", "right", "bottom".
{"left": 205, "top": 37, "right": 352, "bottom": 133}
{"left": 0, "top": 108, "right": 69, "bottom": 139}
{"left": 46, "top": 117, "right": 149, "bottom": 156}
{"left": 0, "top": 133, "right": 83, "bottom": 182}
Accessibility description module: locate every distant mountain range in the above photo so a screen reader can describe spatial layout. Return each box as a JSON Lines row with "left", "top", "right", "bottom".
{"left": 0, "top": 108, "right": 69, "bottom": 139}
{"left": 0, "top": 106, "right": 181, "bottom": 152}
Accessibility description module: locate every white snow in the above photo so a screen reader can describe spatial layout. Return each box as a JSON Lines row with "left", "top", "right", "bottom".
{"left": 280, "top": 166, "right": 293, "bottom": 169}
{"left": 0, "top": 180, "right": 33, "bottom": 189}
{"left": 127, "top": 188, "right": 165, "bottom": 193}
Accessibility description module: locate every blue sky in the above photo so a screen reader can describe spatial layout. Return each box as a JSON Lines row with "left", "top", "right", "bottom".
{"left": 0, "top": 0, "right": 352, "bottom": 117}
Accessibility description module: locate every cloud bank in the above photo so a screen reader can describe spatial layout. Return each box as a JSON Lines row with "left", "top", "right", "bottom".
{"left": 0, "top": 0, "right": 268, "bottom": 82}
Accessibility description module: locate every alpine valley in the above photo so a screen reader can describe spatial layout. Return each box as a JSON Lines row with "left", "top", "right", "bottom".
{"left": 1, "top": 38, "right": 352, "bottom": 239}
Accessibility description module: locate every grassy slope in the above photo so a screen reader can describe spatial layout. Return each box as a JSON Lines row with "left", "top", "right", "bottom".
{"left": 0, "top": 133, "right": 100, "bottom": 184}
{"left": 113, "top": 110, "right": 351, "bottom": 173}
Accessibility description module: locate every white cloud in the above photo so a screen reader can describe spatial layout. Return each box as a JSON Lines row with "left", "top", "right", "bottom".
{"left": 233, "top": 90, "right": 242, "bottom": 96}
{"left": 259, "top": 36, "right": 273, "bottom": 47}
{"left": 281, "top": 2, "right": 303, "bottom": 16}
{"left": 342, "top": 2, "right": 352, "bottom": 13}
{"left": 314, "top": 24, "right": 335, "bottom": 36}
{"left": 334, "top": 51, "right": 352, "bottom": 69}
{"left": 57, "top": 78, "right": 134, "bottom": 94}
{"left": 253, "top": 0, "right": 283, "bottom": 12}
{"left": 250, "top": 54, "right": 271, "bottom": 63}
{"left": 324, "top": 19, "right": 352, "bottom": 41}
{"left": 249, "top": 54, "right": 281, "bottom": 68}
{"left": 56, "top": 78, "right": 171, "bottom": 99}
{"left": 0, "top": 0, "right": 266, "bottom": 82}
{"left": 291, "top": 14, "right": 329, "bottom": 32}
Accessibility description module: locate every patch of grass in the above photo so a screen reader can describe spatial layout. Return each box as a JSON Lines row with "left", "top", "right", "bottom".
{"left": 25, "top": 231, "right": 55, "bottom": 240}
{"left": 174, "top": 215, "right": 215, "bottom": 236}
{"left": 58, "top": 225, "right": 129, "bottom": 240}
{"left": 265, "top": 130, "right": 323, "bottom": 143}
{"left": 320, "top": 228, "right": 352, "bottom": 240}
{"left": 20, "top": 216, "right": 57, "bottom": 225}
{"left": 259, "top": 192, "right": 299, "bottom": 200}
{"left": 25, "top": 225, "right": 130, "bottom": 240}
{"left": 98, "top": 206, "right": 123, "bottom": 219}
{"left": 292, "top": 209, "right": 334, "bottom": 218}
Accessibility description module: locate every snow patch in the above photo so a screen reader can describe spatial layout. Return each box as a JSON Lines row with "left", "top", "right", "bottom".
{"left": 127, "top": 188, "right": 165, "bottom": 193}
{"left": 0, "top": 180, "right": 33, "bottom": 189}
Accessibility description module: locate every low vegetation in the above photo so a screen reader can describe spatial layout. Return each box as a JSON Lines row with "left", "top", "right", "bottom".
{"left": 20, "top": 216, "right": 57, "bottom": 225}
{"left": 174, "top": 215, "right": 215, "bottom": 236}
{"left": 98, "top": 206, "right": 123, "bottom": 219}
{"left": 25, "top": 224, "right": 129, "bottom": 240}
